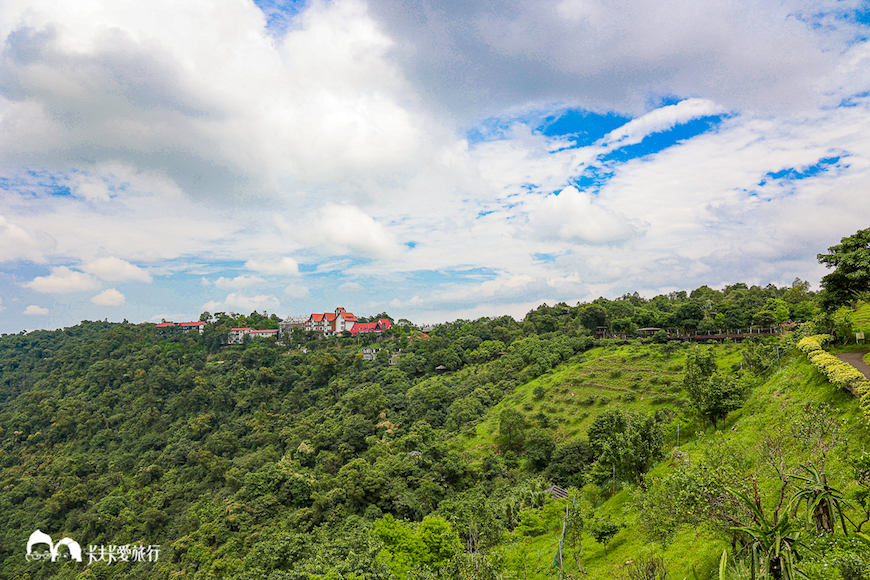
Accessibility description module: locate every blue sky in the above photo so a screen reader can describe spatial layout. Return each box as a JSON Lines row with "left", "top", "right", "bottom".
{"left": 1, "top": 0, "right": 870, "bottom": 332}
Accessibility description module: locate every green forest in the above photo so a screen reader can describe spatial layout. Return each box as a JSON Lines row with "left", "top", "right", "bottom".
{"left": 3, "top": 230, "right": 870, "bottom": 580}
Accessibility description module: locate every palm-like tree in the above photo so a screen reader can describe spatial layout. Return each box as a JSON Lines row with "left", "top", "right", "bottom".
{"left": 729, "top": 487, "right": 810, "bottom": 579}
{"left": 789, "top": 464, "right": 851, "bottom": 534}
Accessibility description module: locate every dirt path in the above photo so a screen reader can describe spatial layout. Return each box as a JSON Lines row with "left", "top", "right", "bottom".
{"left": 835, "top": 350, "right": 870, "bottom": 381}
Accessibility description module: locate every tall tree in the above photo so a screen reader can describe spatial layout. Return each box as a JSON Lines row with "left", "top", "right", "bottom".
{"left": 817, "top": 228, "right": 870, "bottom": 311}
{"left": 684, "top": 346, "right": 746, "bottom": 428}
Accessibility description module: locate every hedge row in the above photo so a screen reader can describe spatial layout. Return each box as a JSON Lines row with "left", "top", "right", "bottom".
{"left": 797, "top": 334, "right": 870, "bottom": 421}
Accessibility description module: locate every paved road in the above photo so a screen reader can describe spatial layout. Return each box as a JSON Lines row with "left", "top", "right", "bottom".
{"left": 835, "top": 350, "right": 870, "bottom": 381}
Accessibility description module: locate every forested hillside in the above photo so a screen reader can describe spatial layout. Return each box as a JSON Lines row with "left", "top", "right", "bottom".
{"left": 2, "top": 281, "right": 869, "bottom": 579}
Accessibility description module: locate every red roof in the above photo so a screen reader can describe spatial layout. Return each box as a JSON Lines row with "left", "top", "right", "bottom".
{"left": 231, "top": 327, "right": 253, "bottom": 332}
{"left": 351, "top": 322, "right": 377, "bottom": 333}
{"left": 155, "top": 322, "right": 176, "bottom": 327}
{"left": 179, "top": 321, "right": 205, "bottom": 327}
{"left": 350, "top": 319, "right": 393, "bottom": 334}
{"left": 249, "top": 329, "right": 278, "bottom": 334}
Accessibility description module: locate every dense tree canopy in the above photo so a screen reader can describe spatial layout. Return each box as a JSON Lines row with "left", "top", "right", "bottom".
{"left": 818, "top": 227, "right": 870, "bottom": 311}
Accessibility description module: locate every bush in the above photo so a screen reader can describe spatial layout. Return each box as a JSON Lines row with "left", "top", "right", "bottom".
{"left": 622, "top": 555, "right": 668, "bottom": 580}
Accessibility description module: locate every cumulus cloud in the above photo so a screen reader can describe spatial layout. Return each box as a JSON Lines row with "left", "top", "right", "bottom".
{"left": 0, "top": 214, "right": 50, "bottom": 262}
{"left": 25, "top": 267, "right": 100, "bottom": 293}
{"left": 528, "top": 186, "right": 641, "bottom": 244}
{"left": 203, "top": 292, "right": 280, "bottom": 312}
{"left": 306, "top": 204, "right": 401, "bottom": 258}
{"left": 214, "top": 275, "right": 266, "bottom": 289}
{"left": 91, "top": 288, "right": 125, "bottom": 305}
{"left": 83, "top": 257, "right": 152, "bottom": 282}
{"left": 244, "top": 257, "right": 300, "bottom": 276}
{"left": 283, "top": 284, "right": 309, "bottom": 299}
{"left": 23, "top": 305, "right": 49, "bottom": 315}
{"left": 367, "top": 0, "right": 848, "bottom": 117}
{"left": 0, "top": 0, "right": 430, "bottom": 198}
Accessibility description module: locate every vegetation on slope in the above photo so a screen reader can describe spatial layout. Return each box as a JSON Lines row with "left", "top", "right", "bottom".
{"left": 2, "top": 282, "right": 870, "bottom": 580}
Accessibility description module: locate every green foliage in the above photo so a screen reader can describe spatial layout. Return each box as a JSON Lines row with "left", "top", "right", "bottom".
{"left": 818, "top": 228, "right": 870, "bottom": 311}
{"left": 684, "top": 346, "right": 747, "bottom": 428}
{"left": 374, "top": 513, "right": 460, "bottom": 578}
{"left": 789, "top": 463, "right": 850, "bottom": 534}
{"left": 524, "top": 428, "right": 555, "bottom": 470}
{"left": 546, "top": 439, "right": 594, "bottom": 488}
{"left": 730, "top": 485, "right": 810, "bottom": 580}
{"left": 622, "top": 555, "right": 669, "bottom": 580}
{"left": 499, "top": 407, "right": 526, "bottom": 452}
{"left": 0, "top": 286, "right": 862, "bottom": 580}
{"left": 589, "top": 517, "right": 623, "bottom": 548}
{"left": 588, "top": 408, "right": 665, "bottom": 484}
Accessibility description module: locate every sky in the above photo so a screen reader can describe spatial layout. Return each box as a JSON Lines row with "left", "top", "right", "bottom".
{"left": 1, "top": 0, "right": 870, "bottom": 332}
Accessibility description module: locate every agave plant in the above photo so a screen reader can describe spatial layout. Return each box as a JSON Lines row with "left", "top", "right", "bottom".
{"left": 789, "top": 464, "right": 851, "bottom": 534}
{"left": 729, "top": 487, "right": 810, "bottom": 579}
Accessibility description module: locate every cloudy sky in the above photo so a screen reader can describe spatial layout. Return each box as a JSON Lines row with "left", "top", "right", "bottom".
{"left": 1, "top": 0, "right": 869, "bottom": 332}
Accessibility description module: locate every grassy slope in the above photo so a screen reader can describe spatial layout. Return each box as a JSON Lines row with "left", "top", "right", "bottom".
{"left": 449, "top": 338, "right": 869, "bottom": 579}
{"left": 458, "top": 342, "right": 743, "bottom": 459}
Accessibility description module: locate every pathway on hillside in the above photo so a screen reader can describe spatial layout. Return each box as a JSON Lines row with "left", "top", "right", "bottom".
{"left": 835, "top": 350, "right": 870, "bottom": 381}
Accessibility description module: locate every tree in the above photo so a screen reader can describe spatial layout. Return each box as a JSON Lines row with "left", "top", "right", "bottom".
{"left": 730, "top": 485, "right": 809, "bottom": 579}
{"left": 546, "top": 439, "right": 594, "bottom": 488}
{"left": 683, "top": 346, "right": 746, "bottom": 428}
{"left": 817, "top": 228, "right": 870, "bottom": 311}
{"left": 789, "top": 464, "right": 850, "bottom": 534}
{"left": 588, "top": 408, "right": 664, "bottom": 484}
{"left": 524, "top": 428, "right": 555, "bottom": 470}
{"left": 499, "top": 408, "right": 526, "bottom": 452}
{"left": 578, "top": 305, "right": 607, "bottom": 331}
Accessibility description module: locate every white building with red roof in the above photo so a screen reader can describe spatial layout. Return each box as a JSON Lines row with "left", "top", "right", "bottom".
{"left": 350, "top": 318, "right": 393, "bottom": 335}
{"left": 304, "top": 307, "right": 359, "bottom": 336}
{"left": 228, "top": 327, "right": 252, "bottom": 344}
{"left": 178, "top": 321, "right": 206, "bottom": 335}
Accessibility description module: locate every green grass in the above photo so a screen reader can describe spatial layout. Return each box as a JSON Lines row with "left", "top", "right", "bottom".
{"left": 453, "top": 336, "right": 870, "bottom": 579}
{"left": 458, "top": 342, "right": 748, "bottom": 459}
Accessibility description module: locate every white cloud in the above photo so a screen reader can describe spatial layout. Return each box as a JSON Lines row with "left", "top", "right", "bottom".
{"left": 83, "top": 257, "right": 152, "bottom": 282}
{"left": 601, "top": 99, "right": 727, "bottom": 148}
{"left": 214, "top": 275, "right": 266, "bottom": 289}
{"left": 23, "top": 305, "right": 49, "bottom": 315}
{"left": 283, "top": 284, "right": 310, "bottom": 299}
{"left": 528, "top": 186, "right": 641, "bottom": 244}
{"left": 25, "top": 267, "right": 100, "bottom": 293}
{"left": 69, "top": 174, "right": 112, "bottom": 202}
{"left": 203, "top": 292, "right": 280, "bottom": 312}
{"left": 244, "top": 257, "right": 300, "bottom": 276}
{"left": 0, "top": 214, "right": 50, "bottom": 262}
{"left": 306, "top": 203, "right": 401, "bottom": 258}
{"left": 339, "top": 282, "right": 362, "bottom": 292}
{"left": 0, "top": 0, "right": 431, "bottom": 198}
{"left": 368, "top": 0, "right": 848, "bottom": 117}
{"left": 91, "top": 288, "right": 125, "bottom": 306}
